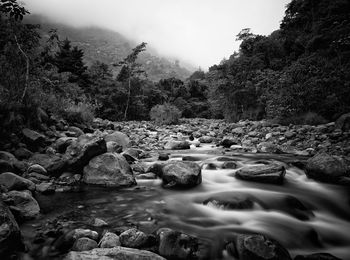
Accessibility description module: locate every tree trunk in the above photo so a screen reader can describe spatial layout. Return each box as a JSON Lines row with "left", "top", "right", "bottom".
{"left": 14, "top": 35, "right": 29, "bottom": 104}
{"left": 124, "top": 76, "right": 131, "bottom": 120}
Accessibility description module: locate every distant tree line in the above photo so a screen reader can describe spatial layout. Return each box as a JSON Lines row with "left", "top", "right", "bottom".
{"left": 1, "top": 0, "right": 349, "bottom": 130}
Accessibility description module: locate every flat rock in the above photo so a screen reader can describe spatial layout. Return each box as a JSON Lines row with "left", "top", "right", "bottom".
{"left": 0, "top": 172, "right": 35, "bottom": 191}
{"left": 235, "top": 164, "right": 286, "bottom": 184}
{"left": 164, "top": 140, "right": 190, "bottom": 150}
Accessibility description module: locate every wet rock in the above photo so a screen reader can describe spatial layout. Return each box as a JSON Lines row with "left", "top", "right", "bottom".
{"left": 119, "top": 228, "right": 148, "bottom": 248}
{"left": 36, "top": 182, "right": 55, "bottom": 195}
{"left": 122, "top": 148, "right": 142, "bottom": 163}
{"left": 72, "top": 237, "right": 98, "bottom": 251}
{"left": 7, "top": 190, "right": 40, "bottom": 220}
{"left": 0, "top": 172, "right": 35, "bottom": 191}
{"left": 29, "top": 153, "right": 66, "bottom": 176}
{"left": 199, "top": 136, "right": 214, "bottom": 143}
{"left": 64, "top": 247, "right": 166, "bottom": 260}
{"left": 106, "top": 141, "right": 123, "bottom": 153}
{"left": 22, "top": 128, "right": 46, "bottom": 150}
{"left": 135, "top": 172, "right": 157, "bottom": 180}
{"left": 222, "top": 161, "right": 238, "bottom": 169}
{"left": 99, "top": 232, "right": 120, "bottom": 248}
{"left": 164, "top": 140, "right": 190, "bottom": 150}
{"left": 226, "top": 233, "right": 291, "bottom": 260}
{"left": 83, "top": 152, "right": 136, "bottom": 187}
{"left": 157, "top": 228, "right": 199, "bottom": 260}
{"left": 294, "top": 253, "right": 342, "bottom": 260}
{"left": 161, "top": 161, "right": 202, "bottom": 188}
{"left": 65, "top": 134, "right": 107, "bottom": 173}
{"left": 235, "top": 164, "right": 286, "bottom": 184}
{"left": 158, "top": 153, "right": 169, "bottom": 161}
{"left": 0, "top": 199, "right": 23, "bottom": 257}
{"left": 203, "top": 195, "right": 254, "bottom": 210}
{"left": 220, "top": 138, "right": 238, "bottom": 148}
{"left": 305, "top": 153, "right": 350, "bottom": 184}
{"left": 104, "top": 131, "right": 130, "bottom": 150}
{"left": 14, "top": 147, "right": 33, "bottom": 160}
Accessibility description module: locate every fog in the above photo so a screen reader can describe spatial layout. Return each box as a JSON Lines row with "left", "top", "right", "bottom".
{"left": 24, "top": 0, "right": 290, "bottom": 70}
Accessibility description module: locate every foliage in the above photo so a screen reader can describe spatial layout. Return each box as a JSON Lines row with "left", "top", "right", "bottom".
{"left": 150, "top": 103, "right": 181, "bottom": 125}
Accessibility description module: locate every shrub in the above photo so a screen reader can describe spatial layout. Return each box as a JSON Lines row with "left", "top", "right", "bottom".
{"left": 150, "top": 103, "right": 181, "bottom": 125}
{"left": 276, "top": 112, "right": 328, "bottom": 126}
{"left": 61, "top": 100, "right": 95, "bottom": 126}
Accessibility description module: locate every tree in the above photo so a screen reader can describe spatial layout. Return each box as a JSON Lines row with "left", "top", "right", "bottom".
{"left": 115, "top": 42, "right": 147, "bottom": 120}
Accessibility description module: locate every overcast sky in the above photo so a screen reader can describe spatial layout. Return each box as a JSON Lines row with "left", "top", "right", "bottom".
{"left": 24, "top": 0, "right": 290, "bottom": 70}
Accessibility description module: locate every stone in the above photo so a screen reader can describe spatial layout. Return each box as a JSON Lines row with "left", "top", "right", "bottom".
{"left": 161, "top": 161, "right": 202, "bottom": 188}
{"left": 22, "top": 128, "right": 46, "bottom": 150}
{"left": 65, "top": 134, "right": 107, "bottom": 173}
{"left": 83, "top": 153, "right": 136, "bottom": 187}
{"left": 14, "top": 147, "right": 33, "bottom": 160}
{"left": 67, "top": 126, "right": 84, "bottom": 137}
{"left": 36, "top": 182, "right": 55, "bottom": 195}
{"left": 164, "top": 140, "right": 190, "bottom": 150}
{"left": 92, "top": 218, "right": 108, "bottom": 227}
{"left": 106, "top": 141, "right": 123, "bottom": 153}
{"left": 335, "top": 112, "right": 350, "bottom": 131}
{"left": 225, "top": 233, "right": 291, "bottom": 260}
{"left": 7, "top": 190, "right": 40, "bottom": 220}
{"left": 157, "top": 228, "right": 199, "bottom": 260}
{"left": 29, "top": 153, "right": 66, "bottom": 176}
{"left": 99, "top": 232, "right": 120, "bottom": 248}
{"left": 55, "top": 137, "right": 76, "bottom": 154}
{"left": 221, "top": 138, "right": 238, "bottom": 148}
{"left": 158, "top": 153, "right": 169, "bottom": 161}
{"left": 104, "top": 131, "right": 130, "bottom": 150}
{"left": 0, "top": 151, "right": 24, "bottom": 174}
{"left": 73, "top": 229, "right": 99, "bottom": 241}
{"left": 119, "top": 228, "right": 148, "bottom": 248}
{"left": 222, "top": 161, "right": 238, "bottom": 169}
{"left": 235, "top": 164, "right": 286, "bottom": 184}
{"left": 64, "top": 247, "right": 165, "bottom": 260}
{"left": 72, "top": 237, "right": 98, "bottom": 251}
{"left": 0, "top": 172, "right": 35, "bottom": 191}
{"left": 257, "top": 142, "right": 282, "bottom": 153}
{"left": 0, "top": 199, "right": 23, "bottom": 257}
{"left": 199, "top": 136, "right": 214, "bottom": 143}
{"left": 203, "top": 194, "right": 254, "bottom": 210}
{"left": 294, "top": 253, "right": 342, "bottom": 260}
{"left": 305, "top": 153, "right": 350, "bottom": 184}
{"left": 28, "top": 164, "right": 47, "bottom": 175}
{"left": 135, "top": 172, "right": 157, "bottom": 180}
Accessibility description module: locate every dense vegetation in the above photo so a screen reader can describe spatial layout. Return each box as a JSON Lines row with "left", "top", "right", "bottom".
{"left": 0, "top": 0, "right": 349, "bottom": 131}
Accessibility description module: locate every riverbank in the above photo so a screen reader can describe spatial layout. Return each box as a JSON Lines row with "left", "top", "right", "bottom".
{"left": 1, "top": 117, "right": 350, "bottom": 259}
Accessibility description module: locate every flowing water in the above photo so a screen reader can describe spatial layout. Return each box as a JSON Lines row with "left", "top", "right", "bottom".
{"left": 21, "top": 145, "right": 350, "bottom": 259}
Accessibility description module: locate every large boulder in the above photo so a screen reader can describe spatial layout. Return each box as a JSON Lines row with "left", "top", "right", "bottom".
{"left": 0, "top": 151, "right": 25, "bottom": 174}
{"left": 72, "top": 237, "right": 98, "bottom": 251}
{"left": 7, "top": 190, "right": 40, "bottom": 220}
{"left": 161, "top": 161, "right": 202, "bottom": 188}
{"left": 235, "top": 164, "right": 286, "bottom": 184}
{"left": 54, "top": 137, "right": 76, "bottom": 154}
{"left": 164, "top": 140, "right": 190, "bottom": 150}
{"left": 119, "top": 228, "right": 148, "bottom": 248}
{"left": 335, "top": 112, "right": 350, "bottom": 132}
{"left": 64, "top": 247, "right": 165, "bottom": 260}
{"left": 99, "top": 232, "right": 120, "bottom": 248}
{"left": 225, "top": 233, "right": 291, "bottom": 260}
{"left": 22, "top": 128, "right": 46, "bottom": 150}
{"left": 157, "top": 228, "right": 199, "bottom": 260}
{"left": 0, "top": 172, "right": 35, "bottom": 191}
{"left": 83, "top": 153, "right": 136, "bottom": 187}
{"left": 104, "top": 131, "right": 130, "bottom": 150}
{"left": 305, "top": 153, "right": 350, "bottom": 184}
{"left": 29, "top": 153, "right": 67, "bottom": 176}
{"left": 65, "top": 134, "right": 107, "bottom": 173}
{"left": 0, "top": 200, "right": 23, "bottom": 257}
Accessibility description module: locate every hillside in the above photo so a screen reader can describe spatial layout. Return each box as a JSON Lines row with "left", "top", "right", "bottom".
{"left": 25, "top": 15, "right": 194, "bottom": 81}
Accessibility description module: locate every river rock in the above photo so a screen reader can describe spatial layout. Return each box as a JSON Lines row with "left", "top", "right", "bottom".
{"left": 67, "top": 126, "right": 84, "bottom": 137}
{"left": 22, "top": 128, "right": 46, "bottom": 150}
{"left": 294, "top": 253, "right": 342, "bottom": 260}
{"left": 161, "top": 161, "right": 202, "bottom": 188}
{"left": 64, "top": 247, "right": 166, "bottom": 260}
{"left": 225, "top": 233, "right": 291, "bottom": 260}
{"left": 36, "top": 182, "right": 55, "bottom": 195}
{"left": 72, "top": 237, "right": 98, "bottom": 251}
{"left": 335, "top": 112, "right": 350, "bottom": 132}
{"left": 99, "top": 232, "right": 120, "bottom": 248}
{"left": 305, "top": 153, "right": 350, "bottom": 184}
{"left": 220, "top": 137, "right": 238, "bottom": 148}
{"left": 28, "top": 164, "right": 47, "bottom": 175}
{"left": 104, "top": 131, "right": 130, "bottom": 150}
{"left": 106, "top": 141, "right": 123, "bottom": 153}
{"left": 235, "top": 164, "right": 286, "bottom": 184}
{"left": 164, "top": 140, "right": 190, "bottom": 150}
{"left": 83, "top": 152, "right": 136, "bottom": 187}
{"left": 157, "top": 228, "right": 199, "bottom": 259}
{"left": 203, "top": 194, "right": 254, "bottom": 210}
{"left": 199, "top": 136, "right": 214, "bottom": 143}
{"left": 119, "top": 228, "right": 148, "bottom": 248}
{"left": 55, "top": 137, "right": 76, "bottom": 153}
{"left": 65, "top": 134, "right": 107, "bottom": 173}
{"left": 257, "top": 142, "right": 282, "bottom": 153}
{"left": 0, "top": 172, "right": 35, "bottom": 191}
{"left": 7, "top": 190, "right": 40, "bottom": 220}
{"left": 29, "top": 153, "right": 67, "bottom": 176}
{"left": 14, "top": 147, "right": 33, "bottom": 160}
{"left": 0, "top": 151, "right": 25, "bottom": 174}
{"left": 0, "top": 199, "right": 23, "bottom": 257}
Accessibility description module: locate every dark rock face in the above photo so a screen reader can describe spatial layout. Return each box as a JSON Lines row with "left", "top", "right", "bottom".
{"left": 65, "top": 135, "right": 107, "bottom": 173}
{"left": 83, "top": 153, "right": 136, "bottom": 187}
{"left": 0, "top": 172, "right": 35, "bottom": 191}
{"left": 64, "top": 247, "right": 166, "bottom": 260}
{"left": 335, "top": 112, "right": 350, "bottom": 132}
{"left": 305, "top": 153, "right": 350, "bottom": 184}
{"left": 29, "top": 153, "right": 67, "bottom": 176}
{"left": 0, "top": 200, "right": 23, "bottom": 257}
{"left": 226, "top": 234, "right": 291, "bottom": 260}
{"left": 161, "top": 161, "right": 202, "bottom": 188}
{"left": 294, "top": 253, "right": 342, "bottom": 260}
{"left": 235, "top": 164, "right": 286, "bottom": 184}
{"left": 22, "top": 128, "right": 46, "bottom": 150}
{"left": 164, "top": 140, "right": 191, "bottom": 150}
{"left": 157, "top": 228, "right": 200, "bottom": 260}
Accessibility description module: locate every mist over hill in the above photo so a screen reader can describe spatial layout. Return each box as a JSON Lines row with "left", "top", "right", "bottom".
{"left": 25, "top": 15, "right": 194, "bottom": 81}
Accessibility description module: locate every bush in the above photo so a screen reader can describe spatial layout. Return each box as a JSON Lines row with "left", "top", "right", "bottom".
{"left": 61, "top": 100, "right": 95, "bottom": 126}
{"left": 276, "top": 112, "right": 328, "bottom": 126}
{"left": 150, "top": 103, "right": 181, "bottom": 125}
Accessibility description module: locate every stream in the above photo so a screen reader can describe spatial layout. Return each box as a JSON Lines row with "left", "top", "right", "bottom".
{"left": 21, "top": 145, "right": 350, "bottom": 259}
